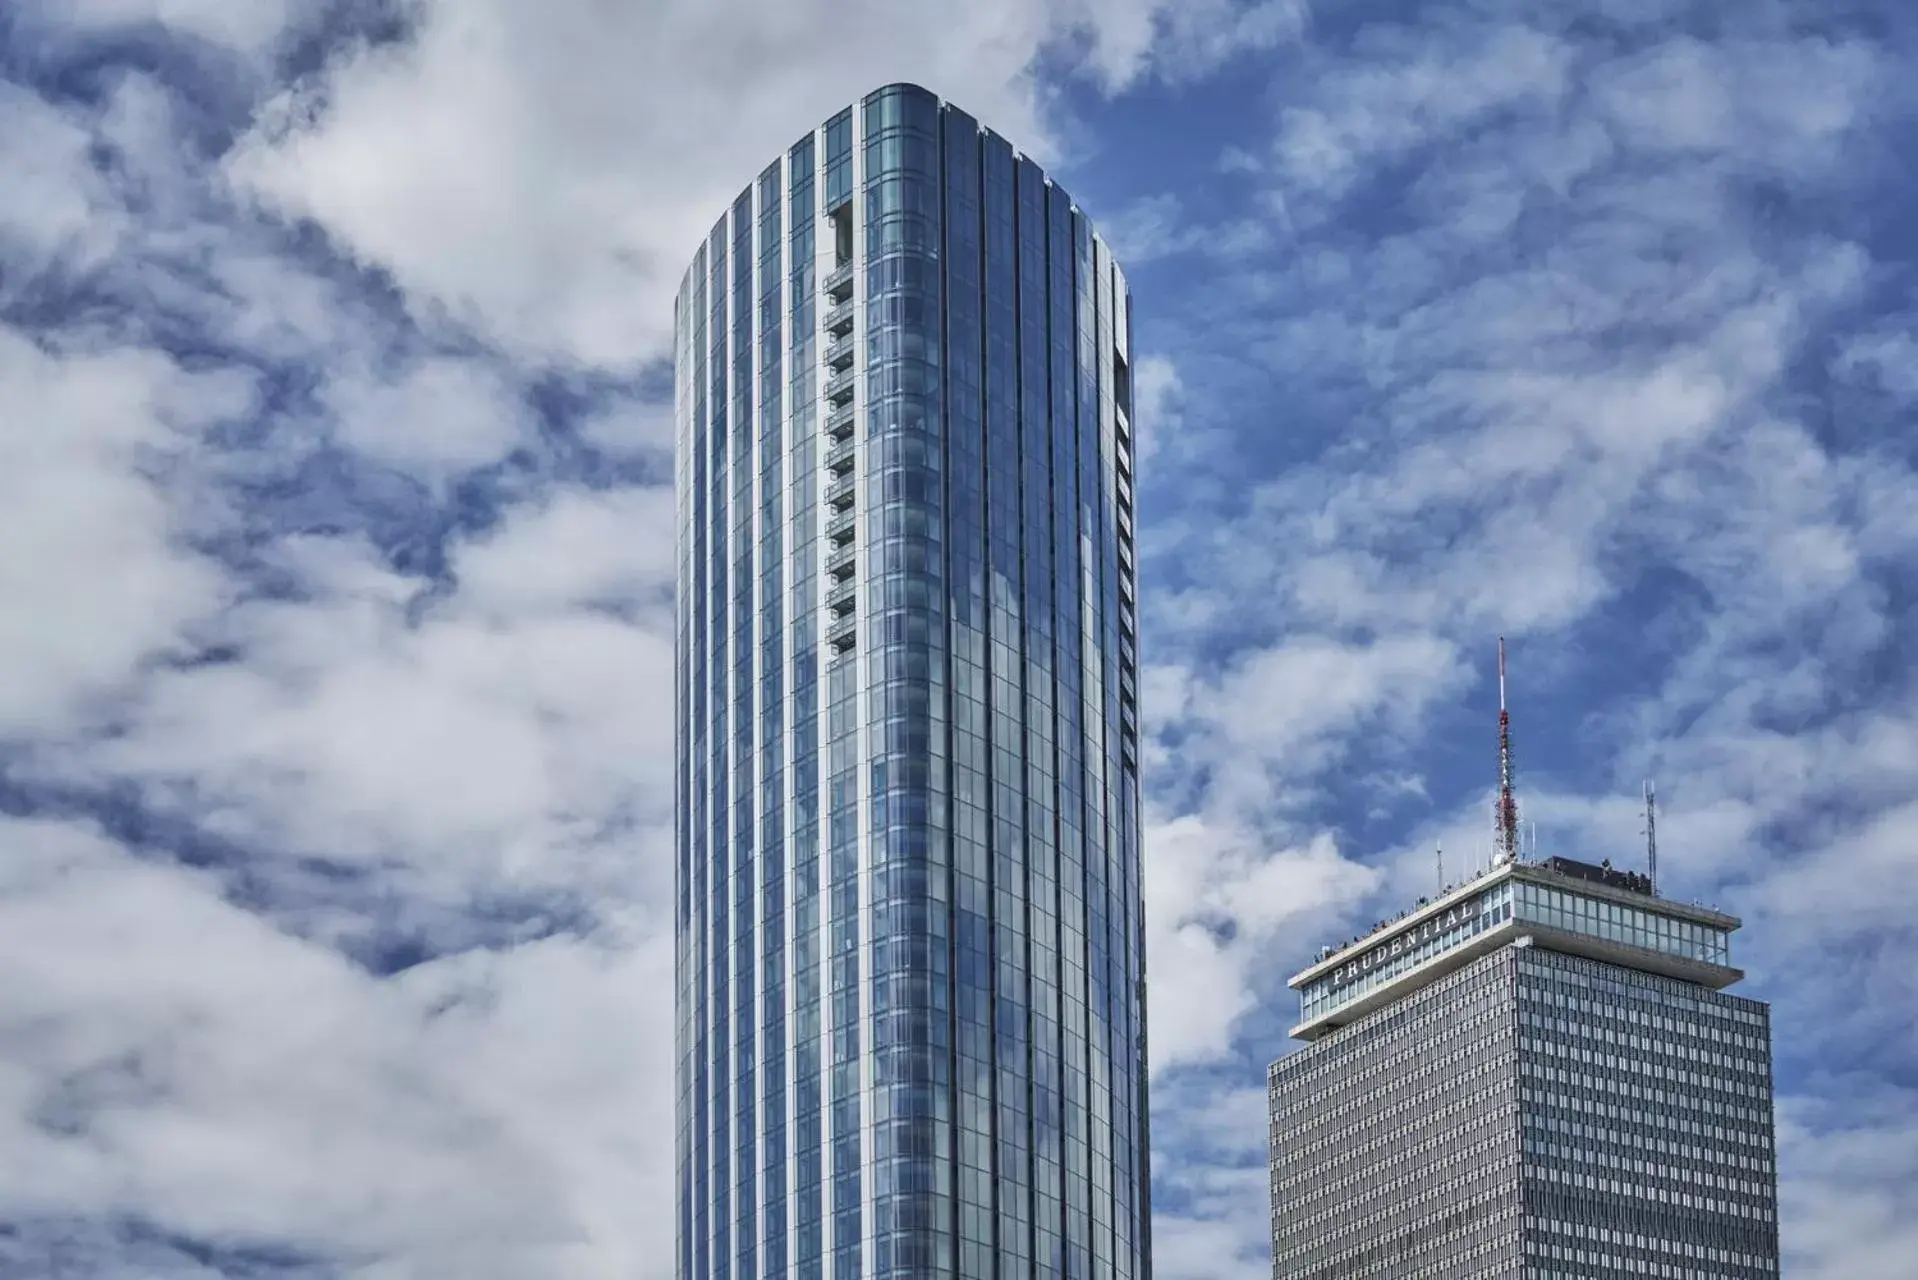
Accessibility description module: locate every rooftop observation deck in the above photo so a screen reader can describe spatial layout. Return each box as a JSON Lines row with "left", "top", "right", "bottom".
{"left": 1287, "top": 856, "right": 1743, "bottom": 1043}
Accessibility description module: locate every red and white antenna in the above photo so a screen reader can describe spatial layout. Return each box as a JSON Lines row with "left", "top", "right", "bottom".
{"left": 1494, "top": 637, "right": 1520, "bottom": 865}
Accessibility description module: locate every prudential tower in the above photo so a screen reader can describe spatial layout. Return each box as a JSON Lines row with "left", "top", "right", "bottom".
{"left": 673, "top": 83, "right": 1149, "bottom": 1280}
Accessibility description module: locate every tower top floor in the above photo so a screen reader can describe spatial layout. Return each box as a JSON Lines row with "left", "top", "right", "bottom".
{"left": 1287, "top": 855, "right": 1741, "bottom": 1042}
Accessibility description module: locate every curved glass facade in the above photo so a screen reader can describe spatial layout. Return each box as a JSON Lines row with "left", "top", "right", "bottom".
{"left": 675, "top": 84, "right": 1149, "bottom": 1280}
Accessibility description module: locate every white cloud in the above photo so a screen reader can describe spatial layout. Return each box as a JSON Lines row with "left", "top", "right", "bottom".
{"left": 0, "top": 328, "right": 239, "bottom": 738}
{"left": 49, "top": 528, "right": 676, "bottom": 911}
{"left": 1592, "top": 34, "right": 1880, "bottom": 167}
{"left": 1144, "top": 1080, "right": 1272, "bottom": 1280}
{"left": 0, "top": 817, "right": 673, "bottom": 1279}
{"left": 1778, "top": 1089, "right": 1918, "bottom": 1279}
{"left": 1145, "top": 818, "right": 1376, "bottom": 1071}
{"left": 1068, "top": 0, "right": 1307, "bottom": 90}
{"left": 21, "top": 0, "right": 303, "bottom": 59}
{"left": 1834, "top": 326, "right": 1918, "bottom": 404}
{"left": 1147, "top": 635, "right": 1459, "bottom": 823}
{"left": 326, "top": 355, "right": 529, "bottom": 477}
{"left": 226, "top": 0, "right": 1291, "bottom": 366}
{"left": 1098, "top": 193, "right": 1193, "bottom": 264}
{"left": 1128, "top": 351, "right": 1180, "bottom": 465}
{"left": 574, "top": 395, "right": 676, "bottom": 456}
{"left": 0, "top": 85, "right": 125, "bottom": 283}
{"left": 227, "top": 0, "right": 1056, "bottom": 366}
{"left": 451, "top": 485, "right": 677, "bottom": 622}
{"left": 1274, "top": 24, "right": 1573, "bottom": 200}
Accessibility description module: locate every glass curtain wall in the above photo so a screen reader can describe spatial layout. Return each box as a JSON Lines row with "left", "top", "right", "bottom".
{"left": 676, "top": 82, "right": 1147, "bottom": 1280}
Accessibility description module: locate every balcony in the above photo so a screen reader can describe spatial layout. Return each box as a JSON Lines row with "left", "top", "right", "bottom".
{"left": 825, "top": 543, "right": 856, "bottom": 581}
{"left": 824, "top": 438, "right": 856, "bottom": 479}
{"left": 825, "top": 509, "right": 856, "bottom": 546}
{"left": 824, "top": 299, "right": 854, "bottom": 337}
{"left": 825, "top": 330, "right": 855, "bottom": 371}
{"left": 824, "top": 260, "right": 854, "bottom": 302}
{"left": 825, "top": 579, "right": 856, "bottom": 616}
{"left": 824, "top": 367, "right": 856, "bottom": 406}
{"left": 825, "top": 474, "right": 856, "bottom": 512}
{"left": 827, "top": 613, "right": 857, "bottom": 654}
{"left": 825, "top": 400, "right": 856, "bottom": 442}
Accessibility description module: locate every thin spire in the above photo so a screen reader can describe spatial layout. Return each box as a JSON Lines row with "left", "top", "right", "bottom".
{"left": 1644, "top": 779, "right": 1659, "bottom": 894}
{"left": 1495, "top": 637, "right": 1520, "bottom": 865}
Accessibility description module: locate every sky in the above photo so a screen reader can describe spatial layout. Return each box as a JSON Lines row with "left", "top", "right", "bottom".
{"left": 0, "top": 0, "right": 1914, "bottom": 1277}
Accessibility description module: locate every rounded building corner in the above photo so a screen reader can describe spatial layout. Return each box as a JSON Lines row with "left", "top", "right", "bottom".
{"left": 863, "top": 80, "right": 940, "bottom": 104}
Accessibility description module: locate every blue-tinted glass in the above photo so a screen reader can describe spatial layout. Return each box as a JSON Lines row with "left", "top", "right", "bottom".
{"left": 677, "top": 86, "right": 1147, "bottom": 1280}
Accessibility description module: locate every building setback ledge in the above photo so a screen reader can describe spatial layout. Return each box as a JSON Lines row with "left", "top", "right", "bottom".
{"left": 1290, "top": 926, "right": 1745, "bottom": 1043}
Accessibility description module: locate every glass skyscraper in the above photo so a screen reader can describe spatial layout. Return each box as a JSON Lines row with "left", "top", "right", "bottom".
{"left": 1268, "top": 857, "right": 1779, "bottom": 1279}
{"left": 673, "top": 84, "right": 1148, "bottom": 1280}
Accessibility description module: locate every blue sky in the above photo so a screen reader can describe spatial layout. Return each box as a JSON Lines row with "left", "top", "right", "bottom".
{"left": 1, "top": 1, "right": 1914, "bottom": 1277}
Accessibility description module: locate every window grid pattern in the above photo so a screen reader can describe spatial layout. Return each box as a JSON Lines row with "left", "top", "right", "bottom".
{"left": 676, "top": 83, "right": 1148, "bottom": 1280}
{"left": 1267, "top": 945, "right": 1780, "bottom": 1280}
{"left": 1269, "top": 951, "right": 1525, "bottom": 1280}
{"left": 1516, "top": 948, "right": 1779, "bottom": 1279}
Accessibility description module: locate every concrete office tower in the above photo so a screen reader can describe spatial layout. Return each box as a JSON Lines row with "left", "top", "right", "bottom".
{"left": 673, "top": 84, "right": 1148, "bottom": 1280}
{"left": 1267, "top": 857, "right": 1780, "bottom": 1279}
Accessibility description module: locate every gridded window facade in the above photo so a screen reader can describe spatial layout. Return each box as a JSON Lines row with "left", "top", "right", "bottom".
{"left": 1269, "top": 951, "right": 1525, "bottom": 1280}
{"left": 675, "top": 83, "right": 1148, "bottom": 1280}
{"left": 1517, "top": 948, "right": 1778, "bottom": 1280}
{"left": 1268, "top": 944, "right": 1780, "bottom": 1280}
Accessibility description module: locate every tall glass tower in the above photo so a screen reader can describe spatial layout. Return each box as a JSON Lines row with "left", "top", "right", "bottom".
{"left": 673, "top": 84, "right": 1149, "bottom": 1280}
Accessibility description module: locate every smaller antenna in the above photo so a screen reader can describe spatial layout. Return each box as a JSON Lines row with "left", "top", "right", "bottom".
{"left": 1494, "top": 637, "right": 1520, "bottom": 866}
{"left": 1436, "top": 840, "right": 1444, "bottom": 893}
{"left": 1644, "top": 780, "right": 1659, "bottom": 895}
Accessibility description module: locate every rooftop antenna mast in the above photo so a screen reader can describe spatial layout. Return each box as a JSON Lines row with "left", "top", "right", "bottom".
{"left": 1436, "top": 840, "right": 1444, "bottom": 893}
{"left": 1495, "top": 637, "right": 1520, "bottom": 866}
{"left": 1643, "top": 779, "right": 1659, "bottom": 894}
